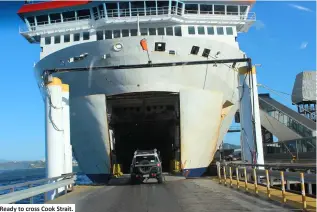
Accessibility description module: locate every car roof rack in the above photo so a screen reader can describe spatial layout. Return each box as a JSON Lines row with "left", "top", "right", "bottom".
{"left": 134, "top": 149, "right": 157, "bottom": 155}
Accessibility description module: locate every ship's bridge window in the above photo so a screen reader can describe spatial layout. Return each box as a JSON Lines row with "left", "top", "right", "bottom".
{"left": 83, "top": 32, "right": 90, "bottom": 40}
{"left": 145, "top": 1, "right": 156, "bottom": 16}
{"left": 119, "top": 2, "right": 129, "bottom": 17}
{"left": 166, "top": 27, "right": 173, "bottom": 36}
{"left": 130, "top": 29, "right": 138, "bottom": 36}
{"left": 54, "top": 35, "right": 60, "bottom": 44}
{"left": 93, "top": 7, "right": 99, "bottom": 20}
{"left": 171, "top": 1, "right": 177, "bottom": 14}
{"left": 149, "top": 28, "right": 157, "bottom": 35}
{"left": 26, "top": 16, "right": 35, "bottom": 26}
{"left": 188, "top": 26, "right": 195, "bottom": 35}
{"left": 214, "top": 5, "right": 225, "bottom": 15}
{"left": 74, "top": 33, "right": 80, "bottom": 41}
{"left": 200, "top": 4, "right": 213, "bottom": 15}
{"left": 97, "top": 31, "right": 104, "bottom": 40}
{"left": 62, "top": 11, "right": 75, "bottom": 22}
{"left": 131, "top": 1, "right": 145, "bottom": 16}
{"left": 185, "top": 4, "right": 198, "bottom": 14}
{"left": 157, "top": 1, "right": 169, "bottom": 15}
{"left": 106, "top": 2, "right": 118, "bottom": 17}
{"left": 45, "top": 37, "right": 51, "bottom": 45}
{"left": 77, "top": 9, "right": 90, "bottom": 20}
{"left": 207, "top": 27, "right": 214, "bottom": 35}
{"left": 157, "top": 28, "right": 165, "bottom": 36}
{"left": 198, "top": 26, "right": 205, "bottom": 35}
{"left": 226, "top": 27, "right": 233, "bottom": 35}
{"left": 105, "top": 30, "right": 112, "bottom": 39}
{"left": 177, "top": 2, "right": 183, "bottom": 15}
{"left": 50, "top": 13, "right": 61, "bottom": 23}
{"left": 122, "top": 29, "right": 129, "bottom": 37}
{"left": 64, "top": 34, "right": 70, "bottom": 43}
{"left": 36, "top": 15, "right": 48, "bottom": 25}
{"left": 227, "top": 5, "right": 238, "bottom": 15}
{"left": 217, "top": 27, "right": 224, "bottom": 35}
{"left": 240, "top": 5, "right": 248, "bottom": 15}
{"left": 174, "top": 26, "right": 182, "bottom": 36}
{"left": 99, "top": 5, "right": 105, "bottom": 18}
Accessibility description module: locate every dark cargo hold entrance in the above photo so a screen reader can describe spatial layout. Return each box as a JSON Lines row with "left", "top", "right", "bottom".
{"left": 107, "top": 92, "right": 180, "bottom": 173}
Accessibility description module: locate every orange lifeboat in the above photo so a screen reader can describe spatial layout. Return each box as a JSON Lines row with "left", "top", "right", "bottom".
{"left": 140, "top": 39, "right": 148, "bottom": 51}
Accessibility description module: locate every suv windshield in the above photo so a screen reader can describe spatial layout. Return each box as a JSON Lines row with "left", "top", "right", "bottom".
{"left": 135, "top": 156, "right": 157, "bottom": 164}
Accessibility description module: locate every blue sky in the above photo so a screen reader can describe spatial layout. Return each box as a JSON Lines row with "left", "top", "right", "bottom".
{"left": 0, "top": 1, "right": 316, "bottom": 161}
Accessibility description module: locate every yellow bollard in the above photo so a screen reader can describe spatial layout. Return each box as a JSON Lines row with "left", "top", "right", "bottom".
{"left": 229, "top": 167, "right": 233, "bottom": 187}
{"left": 118, "top": 164, "right": 123, "bottom": 176}
{"left": 236, "top": 167, "right": 240, "bottom": 189}
{"left": 244, "top": 167, "right": 248, "bottom": 191}
{"left": 280, "top": 171, "right": 286, "bottom": 203}
{"left": 223, "top": 166, "right": 227, "bottom": 186}
{"left": 265, "top": 169, "right": 271, "bottom": 198}
{"left": 300, "top": 173, "right": 307, "bottom": 210}
{"left": 253, "top": 168, "right": 258, "bottom": 194}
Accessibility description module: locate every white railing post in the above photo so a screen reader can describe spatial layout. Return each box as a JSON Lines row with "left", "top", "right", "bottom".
{"left": 286, "top": 168, "right": 290, "bottom": 190}
{"left": 307, "top": 170, "right": 312, "bottom": 195}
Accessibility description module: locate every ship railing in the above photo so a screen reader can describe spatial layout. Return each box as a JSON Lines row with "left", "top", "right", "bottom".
{"left": 102, "top": 6, "right": 255, "bottom": 21}
{"left": 106, "top": 6, "right": 170, "bottom": 18}
{"left": 20, "top": 15, "right": 91, "bottom": 33}
{"left": 0, "top": 173, "right": 75, "bottom": 204}
{"left": 216, "top": 162, "right": 316, "bottom": 209}
{"left": 184, "top": 10, "right": 255, "bottom": 20}
{"left": 20, "top": 6, "right": 256, "bottom": 33}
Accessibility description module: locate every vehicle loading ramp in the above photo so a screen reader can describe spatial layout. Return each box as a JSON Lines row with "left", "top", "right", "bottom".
{"left": 258, "top": 94, "right": 316, "bottom": 141}
{"left": 48, "top": 176, "right": 291, "bottom": 212}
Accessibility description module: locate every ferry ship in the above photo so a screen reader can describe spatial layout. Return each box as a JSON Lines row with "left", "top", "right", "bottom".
{"left": 18, "top": 0, "right": 256, "bottom": 183}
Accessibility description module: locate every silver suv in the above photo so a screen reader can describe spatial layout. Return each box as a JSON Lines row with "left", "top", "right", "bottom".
{"left": 130, "top": 149, "right": 163, "bottom": 184}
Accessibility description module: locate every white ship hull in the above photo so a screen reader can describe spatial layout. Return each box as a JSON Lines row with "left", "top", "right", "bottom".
{"left": 35, "top": 36, "right": 243, "bottom": 182}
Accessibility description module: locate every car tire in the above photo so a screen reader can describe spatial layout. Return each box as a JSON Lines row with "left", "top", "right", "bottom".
{"left": 130, "top": 176, "right": 137, "bottom": 185}
{"left": 157, "top": 176, "right": 163, "bottom": 184}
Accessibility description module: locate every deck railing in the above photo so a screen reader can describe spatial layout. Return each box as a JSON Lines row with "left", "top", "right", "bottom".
{"left": 0, "top": 173, "right": 75, "bottom": 204}
{"left": 20, "top": 15, "right": 91, "bottom": 32}
{"left": 216, "top": 162, "right": 316, "bottom": 210}
{"left": 20, "top": 6, "right": 255, "bottom": 33}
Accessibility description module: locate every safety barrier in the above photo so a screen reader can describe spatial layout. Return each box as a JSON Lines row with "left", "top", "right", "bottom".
{"left": 112, "top": 164, "right": 123, "bottom": 178}
{"left": 216, "top": 162, "right": 316, "bottom": 210}
{"left": 0, "top": 173, "right": 75, "bottom": 204}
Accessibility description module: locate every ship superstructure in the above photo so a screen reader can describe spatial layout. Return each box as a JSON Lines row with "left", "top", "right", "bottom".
{"left": 18, "top": 0, "right": 256, "bottom": 183}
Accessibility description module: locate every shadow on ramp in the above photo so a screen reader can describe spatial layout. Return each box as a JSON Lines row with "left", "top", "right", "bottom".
{"left": 107, "top": 176, "right": 131, "bottom": 186}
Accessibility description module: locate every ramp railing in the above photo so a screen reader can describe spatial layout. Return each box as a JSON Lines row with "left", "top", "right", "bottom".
{"left": 216, "top": 162, "right": 316, "bottom": 210}
{"left": 0, "top": 173, "right": 75, "bottom": 204}
{"left": 259, "top": 97, "right": 314, "bottom": 137}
